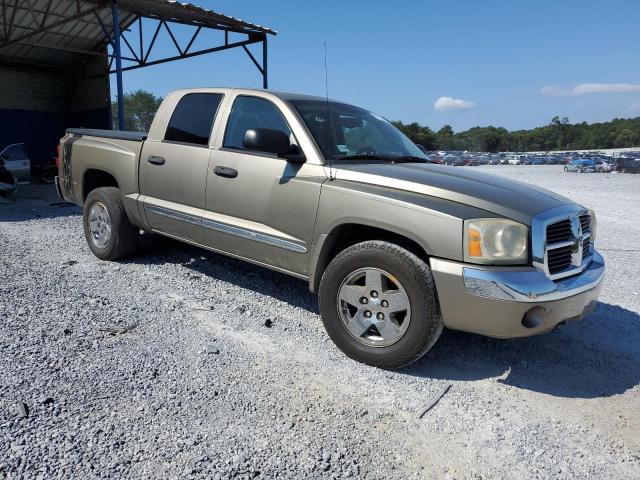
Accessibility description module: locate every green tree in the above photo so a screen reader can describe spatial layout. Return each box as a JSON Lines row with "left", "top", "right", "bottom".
{"left": 112, "top": 89, "right": 163, "bottom": 131}
{"left": 392, "top": 115, "right": 639, "bottom": 152}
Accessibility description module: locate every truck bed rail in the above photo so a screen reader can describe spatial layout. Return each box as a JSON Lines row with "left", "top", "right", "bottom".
{"left": 66, "top": 128, "right": 147, "bottom": 142}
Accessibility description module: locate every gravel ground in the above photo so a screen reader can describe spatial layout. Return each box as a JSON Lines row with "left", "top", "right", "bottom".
{"left": 1, "top": 165, "right": 639, "bottom": 479}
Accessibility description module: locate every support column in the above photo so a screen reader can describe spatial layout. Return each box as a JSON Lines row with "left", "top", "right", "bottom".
{"left": 262, "top": 35, "right": 268, "bottom": 89}
{"left": 112, "top": 1, "right": 125, "bottom": 130}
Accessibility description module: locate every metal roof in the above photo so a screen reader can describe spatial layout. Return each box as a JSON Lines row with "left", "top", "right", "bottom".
{"left": 0, "top": 0, "right": 276, "bottom": 71}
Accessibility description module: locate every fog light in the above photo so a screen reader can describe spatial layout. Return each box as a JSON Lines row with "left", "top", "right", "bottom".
{"left": 522, "top": 306, "right": 546, "bottom": 329}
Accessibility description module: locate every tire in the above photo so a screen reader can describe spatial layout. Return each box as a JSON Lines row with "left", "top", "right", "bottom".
{"left": 319, "top": 241, "right": 443, "bottom": 369}
{"left": 40, "top": 166, "right": 56, "bottom": 184}
{"left": 83, "top": 187, "right": 138, "bottom": 260}
{"left": 564, "top": 166, "right": 568, "bottom": 172}
{"left": 598, "top": 168, "right": 604, "bottom": 173}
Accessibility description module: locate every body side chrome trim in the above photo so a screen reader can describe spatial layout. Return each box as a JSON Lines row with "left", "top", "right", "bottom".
{"left": 202, "top": 218, "right": 307, "bottom": 253}
{"left": 147, "top": 203, "right": 307, "bottom": 253}
{"left": 147, "top": 205, "right": 202, "bottom": 226}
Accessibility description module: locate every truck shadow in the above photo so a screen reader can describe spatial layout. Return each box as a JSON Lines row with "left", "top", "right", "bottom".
{"left": 404, "top": 302, "right": 640, "bottom": 399}
{"left": 133, "top": 238, "right": 639, "bottom": 400}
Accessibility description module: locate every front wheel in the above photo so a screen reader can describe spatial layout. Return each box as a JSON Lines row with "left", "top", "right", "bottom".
{"left": 83, "top": 187, "right": 138, "bottom": 260}
{"left": 319, "top": 241, "right": 443, "bottom": 369}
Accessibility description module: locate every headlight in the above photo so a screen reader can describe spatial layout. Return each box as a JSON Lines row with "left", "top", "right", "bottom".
{"left": 588, "top": 208, "right": 597, "bottom": 245}
{"left": 464, "top": 218, "right": 529, "bottom": 264}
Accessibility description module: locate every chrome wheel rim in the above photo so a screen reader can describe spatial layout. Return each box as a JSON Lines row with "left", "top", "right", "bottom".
{"left": 337, "top": 267, "right": 411, "bottom": 347}
{"left": 88, "top": 202, "right": 112, "bottom": 249}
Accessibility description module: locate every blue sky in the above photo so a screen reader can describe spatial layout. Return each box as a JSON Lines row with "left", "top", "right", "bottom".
{"left": 110, "top": 0, "right": 640, "bottom": 132}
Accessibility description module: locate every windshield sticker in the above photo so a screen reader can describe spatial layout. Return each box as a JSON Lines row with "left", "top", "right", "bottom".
{"left": 337, "top": 144, "right": 350, "bottom": 153}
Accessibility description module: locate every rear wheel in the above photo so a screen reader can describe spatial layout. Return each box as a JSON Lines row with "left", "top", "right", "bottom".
{"left": 319, "top": 241, "right": 443, "bottom": 369}
{"left": 83, "top": 187, "right": 138, "bottom": 260}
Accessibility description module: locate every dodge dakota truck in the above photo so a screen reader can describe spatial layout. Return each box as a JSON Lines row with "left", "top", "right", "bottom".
{"left": 55, "top": 88, "right": 605, "bottom": 368}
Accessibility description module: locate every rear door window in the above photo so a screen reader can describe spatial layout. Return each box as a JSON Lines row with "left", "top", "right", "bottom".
{"left": 164, "top": 93, "right": 223, "bottom": 146}
{"left": 223, "top": 96, "right": 291, "bottom": 151}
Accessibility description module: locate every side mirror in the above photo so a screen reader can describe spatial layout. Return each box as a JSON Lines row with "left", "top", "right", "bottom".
{"left": 243, "top": 128, "right": 305, "bottom": 164}
{"left": 416, "top": 144, "right": 427, "bottom": 154}
{"left": 244, "top": 128, "right": 290, "bottom": 156}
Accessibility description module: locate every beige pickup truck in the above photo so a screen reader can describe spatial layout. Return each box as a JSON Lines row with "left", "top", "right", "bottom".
{"left": 56, "top": 87, "right": 605, "bottom": 368}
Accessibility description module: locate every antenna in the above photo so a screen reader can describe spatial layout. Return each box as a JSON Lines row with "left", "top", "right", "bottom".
{"left": 324, "top": 41, "right": 334, "bottom": 181}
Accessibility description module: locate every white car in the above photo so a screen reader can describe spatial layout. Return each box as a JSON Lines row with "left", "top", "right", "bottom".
{"left": 0, "top": 143, "right": 31, "bottom": 183}
{"left": 593, "top": 160, "right": 613, "bottom": 173}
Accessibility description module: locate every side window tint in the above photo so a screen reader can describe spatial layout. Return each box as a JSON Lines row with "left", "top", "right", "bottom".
{"left": 165, "top": 93, "right": 223, "bottom": 145}
{"left": 223, "top": 96, "right": 291, "bottom": 150}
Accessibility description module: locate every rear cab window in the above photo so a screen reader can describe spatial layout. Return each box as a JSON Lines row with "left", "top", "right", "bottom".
{"left": 223, "top": 96, "right": 292, "bottom": 152}
{"left": 164, "top": 93, "right": 223, "bottom": 146}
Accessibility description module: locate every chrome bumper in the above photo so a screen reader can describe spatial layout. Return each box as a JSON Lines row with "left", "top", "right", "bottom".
{"left": 462, "top": 250, "right": 605, "bottom": 303}
{"left": 430, "top": 251, "right": 605, "bottom": 338}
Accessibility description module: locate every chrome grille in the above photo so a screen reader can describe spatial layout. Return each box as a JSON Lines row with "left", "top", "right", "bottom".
{"left": 543, "top": 213, "right": 592, "bottom": 278}
{"left": 546, "top": 220, "right": 573, "bottom": 274}
{"left": 532, "top": 206, "right": 593, "bottom": 281}
{"left": 580, "top": 214, "right": 591, "bottom": 254}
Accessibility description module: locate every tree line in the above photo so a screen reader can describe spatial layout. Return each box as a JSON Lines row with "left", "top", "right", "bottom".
{"left": 112, "top": 89, "right": 639, "bottom": 152}
{"left": 392, "top": 115, "right": 640, "bottom": 152}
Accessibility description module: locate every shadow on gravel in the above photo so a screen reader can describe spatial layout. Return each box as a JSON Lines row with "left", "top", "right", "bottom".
{"left": 126, "top": 237, "right": 640, "bottom": 399}
{"left": 0, "top": 204, "right": 81, "bottom": 222}
{"left": 130, "top": 236, "right": 320, "bottom": 313}
{"left": 404, "top": 302, "right": 640, "bottom": 399}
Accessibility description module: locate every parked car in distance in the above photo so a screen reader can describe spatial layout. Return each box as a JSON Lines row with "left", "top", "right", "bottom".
{"left": 614, "top": 157, "right": 640, "bottom": 174}
{"left": 506, "top": 154, "right": 522, "bottom": 165}
{"left": 0, "top": 156, "right": 17, "bottom": 196}
{"left": 564, "top": 159, "right": 594, "bottom": 172}
{"left": 56, "top": 87, "right": 605, "bottom": 369}
{"left": 0, "top": 143, "right": 31, "bottom": 183}
{"left": 592, "top": 160, "right": 613, "bottom": 173}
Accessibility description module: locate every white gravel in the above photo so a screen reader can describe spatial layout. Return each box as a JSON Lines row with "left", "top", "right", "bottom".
{"left": 1, "top": 166, "right": 639, "bottom": 479}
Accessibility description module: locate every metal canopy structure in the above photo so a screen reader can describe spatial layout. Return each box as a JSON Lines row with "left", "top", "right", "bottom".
{"left": 0, "top": 0, "right": 276, "bottom": 129}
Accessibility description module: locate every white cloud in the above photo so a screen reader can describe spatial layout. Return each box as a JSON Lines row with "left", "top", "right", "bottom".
{"left": 629, "top": 101, "right": 640, "bottom": 112}
{"left": 541, "top": 83, "right": 640, "bottom": 97}
{"left": 434, "top": 96, "right": 475, "bottom": 111}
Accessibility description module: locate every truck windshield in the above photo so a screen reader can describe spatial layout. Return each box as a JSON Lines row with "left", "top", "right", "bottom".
{"left": 289, "top": 100, "right": 428, "bottom": 162}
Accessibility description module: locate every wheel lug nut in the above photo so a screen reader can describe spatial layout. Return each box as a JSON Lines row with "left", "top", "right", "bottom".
{"left": 360, "top": 297, "right": 368, "bottom": 304}
{"left": 381, "top": 300, "right": 389, "bottom": 308}
{"left": 364, "top": 310, "right": 372, "bottom": 318}
{"left": 370, "top": 290, "right": 378, "bottom": 298}
{"left": 377, "top": 312, "right": 385, "bottom": 320}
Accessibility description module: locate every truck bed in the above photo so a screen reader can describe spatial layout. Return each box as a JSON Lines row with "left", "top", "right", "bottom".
{"left": 66, "top": 128, "right": 147, "bottom": 142}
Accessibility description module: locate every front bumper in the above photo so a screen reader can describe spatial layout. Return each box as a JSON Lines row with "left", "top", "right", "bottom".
{"left": 430, "top": 250, "right": 605, "bottom": 338}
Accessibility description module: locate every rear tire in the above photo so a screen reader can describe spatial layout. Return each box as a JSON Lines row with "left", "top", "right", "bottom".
{"left": 83, "top": 187, "right": 138, "bottom": 260}
{"left": 319, "top": 241, "right": 443, "bottom": 369}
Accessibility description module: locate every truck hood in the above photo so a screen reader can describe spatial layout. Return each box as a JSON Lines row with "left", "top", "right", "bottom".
{"left": 333, "top": 163, "right": 574, "bottom": 224}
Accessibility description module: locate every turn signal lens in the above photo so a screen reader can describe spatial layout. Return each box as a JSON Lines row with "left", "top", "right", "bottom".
{"left": 468, "top": 227, "right": 482, "bottom": 257}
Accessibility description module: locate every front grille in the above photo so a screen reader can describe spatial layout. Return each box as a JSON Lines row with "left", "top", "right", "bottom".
{"left": 546, "top": 219, "right": 571, "bottom": 243}
{"left": 547, "top": 244, "right": 573, "bottom": 274}
{"left": 580, "top": 214, "right": 591, "bottom": 254}
{"left": 545, "top": 214, "right": 591, "bottom": 276}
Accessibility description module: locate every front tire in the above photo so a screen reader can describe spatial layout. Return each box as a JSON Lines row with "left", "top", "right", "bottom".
{"left": 83, "top": 187, "right": 138, "bottom": 260}
{"left": 319, "top": 241, "right": 443, "bottom": 369}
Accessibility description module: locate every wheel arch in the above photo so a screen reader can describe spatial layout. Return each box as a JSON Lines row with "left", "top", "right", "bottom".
{"left": 308, "top": 222, "right": 431, "bottom": 293}
{"left": 82, "top": 169, "right": 119, "bottom": 202}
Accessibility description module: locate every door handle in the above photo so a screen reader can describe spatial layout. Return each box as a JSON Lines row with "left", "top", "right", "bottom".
{"left": 147, "top": 155, "right": 165, "bottom": 165}
{"left": 214, "top": 166, "right": 238, "bottom": 178}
